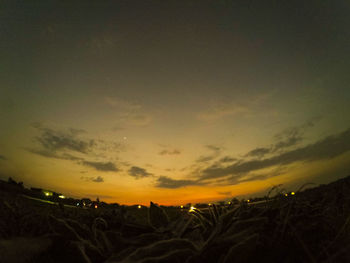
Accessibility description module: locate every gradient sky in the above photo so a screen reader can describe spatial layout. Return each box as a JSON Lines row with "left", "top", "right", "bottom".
{"left": 1, "top": 0, "right": 350, "bottom": 205}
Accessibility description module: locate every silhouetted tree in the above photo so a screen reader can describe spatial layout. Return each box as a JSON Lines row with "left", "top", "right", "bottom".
{"left": 8, "top": 177, "right": 17, "bottom": 185}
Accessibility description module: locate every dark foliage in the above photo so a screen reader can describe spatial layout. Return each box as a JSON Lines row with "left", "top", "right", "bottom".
{"left": 0, "top": 176, "right": 350, "bottom": 262}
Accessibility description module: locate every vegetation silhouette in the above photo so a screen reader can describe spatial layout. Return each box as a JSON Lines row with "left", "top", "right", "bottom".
{"left": 0, "top": 175, "right": 350, "bottom": 262}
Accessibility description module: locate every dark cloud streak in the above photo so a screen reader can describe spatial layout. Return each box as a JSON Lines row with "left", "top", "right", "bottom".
{"left": 245, "top": 120, "right": 319, "bottom": 158}
{"left": 81, "top": 176, "right": 104, "bottom": 183}
{"left": 82, "top": 161, "right": 118, "bottom": 172}
{"left": 196, "top": 144, "right": 222, "bottom": 163}
{"left": 128, "top": 166, "right": 152, "bottom": 179}
{"left": 201, "top": 128, "right": 350, "bottom": 181}
{"left": 219, "top": 156, "right": 237, "bottom": 163}
{"left": 155, "top": 176, "right": 202, "bottom": 189}
{"left": 34, "top": 126, "right": 93, "bottom": 154}
{"left": 245, "top": 147, "right": 271, "bottom": 158}
{"left": 25, "top": 148, "right": 82, "bottom": 161}
{"left": 27, "top": 125, "right": 124, "bottom": 172}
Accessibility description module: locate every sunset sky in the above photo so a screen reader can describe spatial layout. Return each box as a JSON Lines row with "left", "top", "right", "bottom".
{"left": 1, "top": 0, "right": 350, "bottom": 205}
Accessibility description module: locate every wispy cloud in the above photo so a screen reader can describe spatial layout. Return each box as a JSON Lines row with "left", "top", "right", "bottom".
{"left": 155, "top": 176, "right": 203, "bottom": 189}
{"left": 272, "top": 119, "right": 317, "bottom": 152}
{"left": 196, "top": 144, "right": 222, "bottom": 163}
{"left": 200, "top": 128, "right": 350, "bottom": 182}
{"left": 197, "top": 93, "right": 273, "bottom": 122}
{"left": 219, "top": 166, "right": 288, "bottom": 186}
{"left": 25, "top": 148, "right": 82, "bottom": 161}
{"left": 159, "top": 127, "right": 349, "bottom": 189}
{"left": 122, "top": 113, "right": 152, "bottom": 127}
{"left": 197, "top": 103, "right": 248, "bottom": 121}
{"left": 159, "top": 149, "right": 181, "bottom": 155}
{"left": 218, "top": 156, "right": 237, "bottom": 163}
{"left": 27, "top": 124, "right": 125, "bottom": 172}
{"left": 245, "top": 147, "right": 271, "bottom": 158}
{"left": 82, "top": 161, "right": 118, "bottom": 172}
{"left": 104, "top": 96, "right": 141, "bottom": 111}
{"left": 128, "top": 166, "right": 153, "bottom": 179}
{"left": 81, "top": 176, "right": 104, "bottom": 183}
{"left": 105, "top": 97, "right": 153, "bottom": 128}
{"left": 245, "top": 119, "right": 320, "bottom": 159}
{"left": 31, "top": 124, "right": 94, "bottom": 154}
{"left": 196, "top": 155, "right": 217, "bottom": 163}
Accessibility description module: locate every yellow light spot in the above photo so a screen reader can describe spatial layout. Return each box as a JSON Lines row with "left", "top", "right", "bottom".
{"left": 285, "top": 193, "right": 288, "bottom": 197}
{"left": 247, "top": 199, "right": 250, "bottom": 203}
{"left": 180, "top": 205, "right": 183, "bottom": 209}
{"left": 228, "top": 201, "right": 231, "bottom": 205}
{"left": 94, "top": 205, "right": 98, "bottom": 209}
{"left": 45, "top": 192, "right": 49, "bottom": 196}
{"left": 208, "top": 203, "right": 212, "bottom": 206}
{"left": 189, "top": 206, "right": 196, "bottom": 212}
{"left": 291, "top": 192, "right": 295, "bottom": 195}
{"left": 138, "top": 205, "right": 141, "bottom": 209}
{"left": 58, "top": 195, "right": 65, "bottom": 199}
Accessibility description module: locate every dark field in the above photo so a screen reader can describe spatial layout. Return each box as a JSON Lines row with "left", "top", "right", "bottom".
{"left": 1, "top": 176, "right": 350, "bottom": 263}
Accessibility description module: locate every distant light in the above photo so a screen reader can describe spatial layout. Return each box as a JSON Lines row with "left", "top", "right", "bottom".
{"left": 189, "top": 206, "right": 196, "bottom": 212}
{"left": 94, "top": 204, "right": 98, "bottom": 209}
{"left": 180, "top": 205, "right": 183, "bottom": 209}
{"left": 285, "top": 193, "right": 288, "bottom": 197}
{"left": 208, "top": 203, "right": 212, "bottom": 206}
{"left": 58, "top": 195, "right": 65, "bottom": 199}
{"left": 228, "top": 201, "right": 231, "bottom": 205}
{"left": 138, "top": 205, "right": 141, "bottom": 209}
{"left": 76, "top": 203, "right": 79, "bottom": 206}
{"left": 83, "top": 202, "right": 86, "bottom": 206}
{"left": 247, "top": 199, "right": 250, "bottom": 203}
{"left": 291, "top": 192, "right": 295, "bottom": 195}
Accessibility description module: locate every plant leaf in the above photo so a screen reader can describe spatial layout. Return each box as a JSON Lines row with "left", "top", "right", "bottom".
{"left": 148, "top": 202, "right": 169, "bottom": 229}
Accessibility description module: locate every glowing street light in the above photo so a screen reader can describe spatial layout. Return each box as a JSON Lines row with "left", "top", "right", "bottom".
{"left": 291, "top": 192, "right": 295, "bottom": 195}
{"left": 44, "top": 191, "right": 52, "bottom": 197}
{"left": 94, "top": 204, "right": 98, "bottom": 209}
{"left": 180, "top": 205, "right": 184, "bottom": 209}
{"left": 138, "top": 205, "right": 141, "bottom": 209}
{"left": 285, "top": 193, "right": 288, "bottom": 197}
{"left": 58, "top": 195, "right": 65, "bottom": 199}
{"left": 247, "top": 199, "right": 250, "bottom": 203}
{"left": 189, "top": 206, "right": 196, "bottom": 212}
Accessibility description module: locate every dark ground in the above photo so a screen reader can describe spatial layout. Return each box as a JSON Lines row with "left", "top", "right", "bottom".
{"left": 1, "top": 175, "right": 350, "bottom": 263}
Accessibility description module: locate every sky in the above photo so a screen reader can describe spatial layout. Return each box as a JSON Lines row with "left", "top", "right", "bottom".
{"left": 1, "top": 0, "right": 350, "bottom": 205}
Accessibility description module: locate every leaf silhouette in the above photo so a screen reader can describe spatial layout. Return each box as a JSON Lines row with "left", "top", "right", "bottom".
{"left": 148, "top": 202, "right": 169, "bottom": 229}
